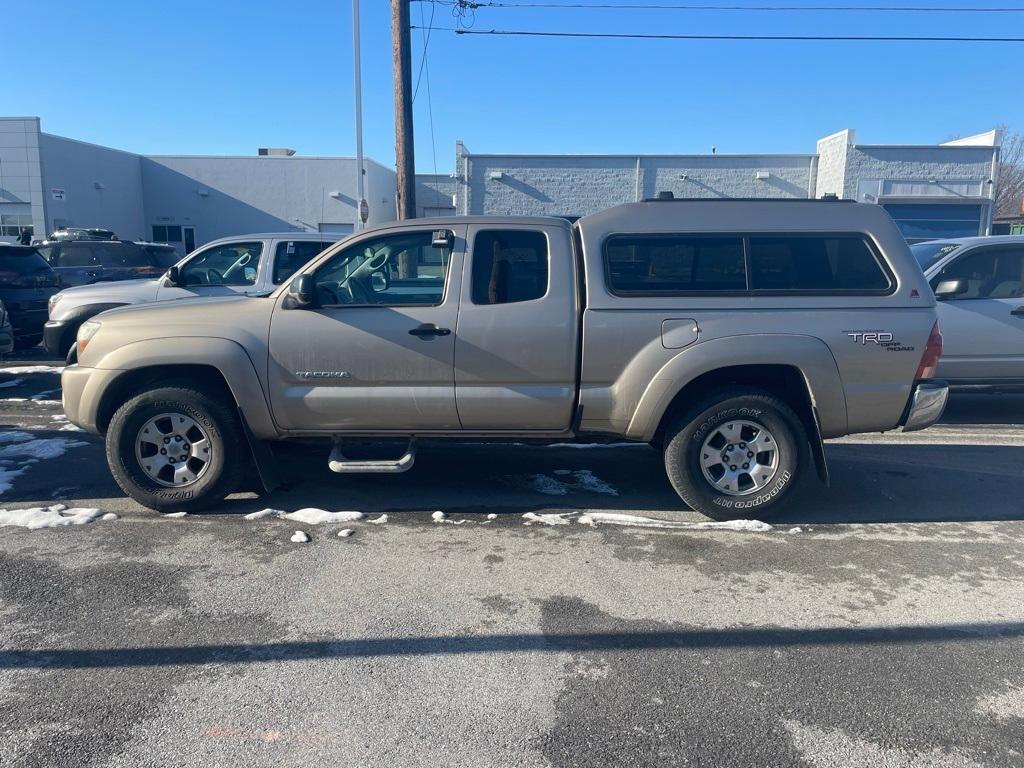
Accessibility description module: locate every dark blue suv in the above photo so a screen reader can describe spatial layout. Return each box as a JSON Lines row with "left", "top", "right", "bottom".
{"left": 0, "top": 245, "right": 61, "bottom": 350}
{"left": 35, "top": 240, "right": 178, "bottom": 287}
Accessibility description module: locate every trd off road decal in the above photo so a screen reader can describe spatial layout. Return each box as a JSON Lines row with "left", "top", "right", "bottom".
{"left": 845, "top": 331, "right": 915, "bottom": 354}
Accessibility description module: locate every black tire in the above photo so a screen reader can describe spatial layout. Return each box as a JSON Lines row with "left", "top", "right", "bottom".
{"left": 105, "top": 385, "right": 246, "bottom": 512}
{"left": 663, "top": 387, "right": 807, "bottom": 520}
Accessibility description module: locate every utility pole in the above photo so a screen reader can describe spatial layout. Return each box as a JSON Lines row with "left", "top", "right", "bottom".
{"left": 391, "top": 0, "right": 416, "bottom": 221}
{"left": 353, "top": 0, "right": 367, "bottom": 230}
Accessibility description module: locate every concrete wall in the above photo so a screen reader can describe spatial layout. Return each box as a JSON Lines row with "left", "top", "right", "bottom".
{"left": 0, "top": 118, "right": 45, "bottom": 243}
{"left": 844, "top": 144, "right": 996, "bottom": 202}
{"left": 39, "top": 133, "right": 146, "bottom": 240}
{"left": 815, "top": 129, "right": 853, "bottom": 199}
{"left": 456, "top": 146, "right": 818, "bottom": 217}
{"left": 140, "top": 155, "right": 397, "bottom": 248}
{"left": 415, "top": 174, "right": 457, "bottom": 217}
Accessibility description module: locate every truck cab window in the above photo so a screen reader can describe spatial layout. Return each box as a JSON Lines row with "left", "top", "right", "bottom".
{"left": 471, "top": 230, "right": 548, "bottom": 305}
{"left": 314, "top": 231, "right": 450, "bottom": 306}
{"left": 178, "top": 242, "right": 262, "bottom": 287}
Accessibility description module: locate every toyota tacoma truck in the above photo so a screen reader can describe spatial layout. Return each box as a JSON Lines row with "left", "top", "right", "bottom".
{"left": 60, "top": 199, "right": 948, "bottom": 518}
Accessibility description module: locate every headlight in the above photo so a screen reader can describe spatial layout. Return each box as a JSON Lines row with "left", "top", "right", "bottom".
{"left": 48, "top": 293, "right": 62, "bottom": 316}
{"left": 77, "top": 320, "right": 101, "bottom": 355}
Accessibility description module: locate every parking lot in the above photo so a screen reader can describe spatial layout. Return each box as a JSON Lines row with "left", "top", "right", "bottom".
{"left": 1, "top": 356, "right": 1023, "bottom": 767}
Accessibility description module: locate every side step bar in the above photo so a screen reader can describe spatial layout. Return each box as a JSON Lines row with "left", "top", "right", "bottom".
{"left": 328, "top": 438, "right": 417, "bottom": 474}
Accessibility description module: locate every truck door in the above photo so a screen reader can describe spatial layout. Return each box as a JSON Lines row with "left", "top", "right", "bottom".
{"left": 455, "top": 224, "right": 579, "bottom": 431}
{"left": 931, "top": 244, "right": 1024, "bottom": 383}
{"left": 267, "top": 226, "right": 465, "bottom": 431}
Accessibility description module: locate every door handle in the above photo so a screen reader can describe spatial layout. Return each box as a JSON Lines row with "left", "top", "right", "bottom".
{"left": 1012, "top": 306, "right": 1024, "bottom": 317}
{"left": 408, "top": 323, "right": 451, "bottom": 338}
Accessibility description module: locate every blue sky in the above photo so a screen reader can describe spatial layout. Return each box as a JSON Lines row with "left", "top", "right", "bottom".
{"left": 8, "top": 1, "right": 1022, "bottom": 172}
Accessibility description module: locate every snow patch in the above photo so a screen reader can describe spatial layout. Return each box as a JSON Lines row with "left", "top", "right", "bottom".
{"left": 0, "top": 430, "right": 89, "bottom": 493}
{"left": 788, "top": 526, "right": 803, "bottom": 534}
{"left": 367, "top": 514, "right": 388, "bottom": 525}
{"left": 282, "top": 508, "right": 363, "bottom": 525}
{"left": 337, "top": 528, "right": 354, "bottom": 538}
{"left": 0, "top": 378, "right": 23, "bottom": 389}
{"left": 0, "top": 504, "right": 103, "bottom": 530}
{"left": 101, "top": 513, "right": 118, "bottom": 521}
{"left": 0, "top": 365, "right": 63, "bottom": 375}
{"left": 522, "top": 511, "right": 576, "bottom": 526}
{"left": 244, "top": 508, "right": 285, "bottom": 520}
{"left": 578, "top": 512, "right": 772, "bottom": 532}
{"left": 431, "top": 510, "right": 447, "bottom": 522}
{"left": 526, "top": 470, "right": 619, "bottom": 496}
{"left": 163, "top": 511, "right": 187, "bottom": 518}
{"left": 486, "top": 513, "right": 497, "bottom": 520}
{"left": 30, "top": 389, "right": 61, "bottom": 402}
{"left": 290, "top": 530, "right": 310, "bottom": 543}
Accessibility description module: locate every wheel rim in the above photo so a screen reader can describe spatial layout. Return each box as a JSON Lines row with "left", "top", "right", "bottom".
{"left": 135, "top": 412, "right": 212, "bottom": 488}
{"left": 699, "top": 419, "right": 780, "bottom": 496}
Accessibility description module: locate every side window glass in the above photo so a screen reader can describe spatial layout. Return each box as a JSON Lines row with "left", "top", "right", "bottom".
{"left": 937, "top": 248, "right": 1024, "bottom": 299}
{"left": 605, "top": 236, "right": 745, "bottom": 294}
{"left": 35, "top": 245, "right": 54, "bottom": 265}
{"left": 314, "top": 231, "right": 450, "bottom": 306}
{"left": 273, "top": 240, "right": 330, "bottom": 284}
{"left": 471, "top": 230, "right": 548, "bottom": 305}
{"left": 58, "top": 244, "right": 100, "bottom": 268}
{"left": 749, "top": 236, "right": 891, "bottom": 292}
{"left": 179, "top": 242, "right": 263, "bottom": 287}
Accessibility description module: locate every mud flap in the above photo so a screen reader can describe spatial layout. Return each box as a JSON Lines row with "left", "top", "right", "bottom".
{"left": 238, "top": 407, "right": 280, "bottom": 493}
{"left": 809, "top": 406, "right": 830, "bottom": 487}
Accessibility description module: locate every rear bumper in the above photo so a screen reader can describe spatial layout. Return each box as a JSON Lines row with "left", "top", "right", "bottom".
{"left": 901, "top": 380, "right": 949, "bottom": 432}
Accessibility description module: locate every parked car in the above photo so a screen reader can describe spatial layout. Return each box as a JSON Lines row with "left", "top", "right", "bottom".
{"left": 45, "top": 232, "right": 340, "bottom": 356}
{"left": 0, "top": 300, "right": 13, "bottom": 355}
{"left": 47, "top": 227, "right": 118, "bottom": 242}
{"left": 0, "top": 245, "right": 62, "bottom": 350}
{"left": 61, "top": 199, "right": 947, "bottom": 516}
{"left": 34, "top": 239, "right": 178, "bottom": 288}
{"left": 912, "top": 235, "right": 1024, "bottom": 390}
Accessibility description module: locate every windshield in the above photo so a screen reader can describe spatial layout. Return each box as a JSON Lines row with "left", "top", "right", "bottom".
{"left": 911, "top": 241, "right": 962, "bottom": 272}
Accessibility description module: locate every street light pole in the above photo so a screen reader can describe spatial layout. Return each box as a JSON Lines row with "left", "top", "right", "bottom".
{"left": 353, "top": 0, "right": 367, "bottom": 230}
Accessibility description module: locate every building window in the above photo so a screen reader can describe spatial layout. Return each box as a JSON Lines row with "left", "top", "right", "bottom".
{"left": 471, "top": 230, "right": 549, "bottom": 305}
{"left": 604, "top": 235, "right": 746, "bottom": 294}
{"left": 152, "top": 225, "right": 183, "bottom": 243}
{"left": 883, "top": 203, "right": 985, "bottom": 243}
{"left": 1, "top": 214, "right": 33, "bottom": 237}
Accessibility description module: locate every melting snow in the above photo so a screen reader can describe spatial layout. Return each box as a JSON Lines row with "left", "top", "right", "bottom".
{"left": 522, "top": 512, "right": 576, "bottom": 526}
{"left": 290, "top": 530, "right": 310, "bottom": 543}
{"left": 244, "top": 508, "right": 284, "bottom": 520}
{"left": 0, "top": 504, "right": 103, "bottom": 530}
{"left": 367, "top": 514, "right": 388, "bottom": 525}
{"left": 338, "top": 528, "right": 354, "bottom": 538}
{"left": 163, "top": 511, "right": 187, "bottom": 518}
{"left": 30, "top": 389, "right": 61, "bottom": 402}
{"left": 526, "top": 470, "right": 619, "bottom": 496}
{"left": 0, "top": 431, "right": 89, "bottom": 494}
{"left": 788, "top": 526, "right": 803, "bottom": 534}
{"left": 282, "top": 508, "right": 363, "bottom": 525}
{"left": 101, "top": 513, "right": 118, "bottom": 521}
{"left": 431, "top": 510, "right": 447, "bottom": 522}
{"left": 486, "top": 513, "right": 497, "bottom": 520}
{"left": 578, "top": 512, "right": 772, "bottom": 532}
{"left": 0, "top": 378, "right": 23, "bottom": 389}
{"left": 0, "top": 365, "right": 64, "bottom": 375}
{"left": 50, "top": 415, "right": 84, "bottom": 432}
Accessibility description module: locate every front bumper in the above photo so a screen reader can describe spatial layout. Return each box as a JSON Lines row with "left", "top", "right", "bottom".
{"left": 61, "top": 365, "right": 122, "bottom": 434}
{"left": 901, "top": 380, "right": 949, "bottom": 432}
{"left": 43, "top": 319, "right": 71, "bottom": 355}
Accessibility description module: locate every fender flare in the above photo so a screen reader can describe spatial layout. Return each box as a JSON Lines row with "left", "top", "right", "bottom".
{"left": 626, "top": 334, "right": 848, "bottom": 443}
{"left": 91, "top": 337, "right": 278, "bottom": 439}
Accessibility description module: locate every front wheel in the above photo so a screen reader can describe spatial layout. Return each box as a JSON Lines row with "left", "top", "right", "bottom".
{"left": 663, "top": 388, "right": 807, "bottom": 520}
{"left": 105, "top": 385, "right": 246, "bottom": 512}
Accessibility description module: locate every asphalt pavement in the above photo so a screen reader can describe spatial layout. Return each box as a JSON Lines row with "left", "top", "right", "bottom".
{"left": 1, "top": 355, "right": 1023, "bottom": 767}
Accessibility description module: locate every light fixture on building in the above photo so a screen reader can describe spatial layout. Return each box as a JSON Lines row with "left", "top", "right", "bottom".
{"left": 755, "top": 172, "right": 771, "bottom": 181}
{"left": 489, "top": 171, "right": 505, "bottom": 181}
{"left": 329, "top": 190, "right": 343, "bottom": 200}
{"left": 93, "top": 182, "right": 104, "bottom": 190}
{"left": 680, "top": 174, "right": 689, "bottom": 180}
{"left": 197, "top": 188, "right": 209, "bottom": 197}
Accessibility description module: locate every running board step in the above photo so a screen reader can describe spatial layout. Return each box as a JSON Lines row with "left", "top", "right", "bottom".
{"left": 328, "top": 439, "right": 416, "bottom": 474}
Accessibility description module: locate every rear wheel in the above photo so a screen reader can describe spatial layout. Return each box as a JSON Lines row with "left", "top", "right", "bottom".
{"left": 106, "top": 385, "right": 245, "bottom": 512}
{"left": 663, "top": 388, "right": 806, "bottom": 520}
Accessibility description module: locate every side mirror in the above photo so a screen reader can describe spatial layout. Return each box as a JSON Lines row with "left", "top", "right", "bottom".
{"left": 934, "top": 278, "right": 967, "bottom": 300}
{"left": 284, "top": 274, "right": 315, "bottom": 309}
{"left": 165, "top": 265, "right": 181, "bottom": 287}
{"left": 432, "top": 229, "right": 454, "bottom": 251}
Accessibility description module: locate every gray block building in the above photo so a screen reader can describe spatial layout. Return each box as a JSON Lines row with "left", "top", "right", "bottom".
{"left": 0, "top": 116, "right": 1001, "bottom": 251}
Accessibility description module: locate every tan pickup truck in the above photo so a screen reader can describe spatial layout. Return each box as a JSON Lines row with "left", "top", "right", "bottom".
{"left": 61, "top": 198, "right": 947, "bottom": 518}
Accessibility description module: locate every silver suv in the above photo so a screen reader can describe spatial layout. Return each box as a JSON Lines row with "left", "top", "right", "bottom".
{"left": 45, "top": 232, "right": 339, "bottom": 356}
{"left": 61, "top": 200, "right": 947, "bottom": 518}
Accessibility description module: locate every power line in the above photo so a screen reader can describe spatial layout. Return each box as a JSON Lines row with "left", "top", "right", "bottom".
{"left": 413, "top": 0, "right": 436, "bottom": 102}
{"left": 424, "top": 1, "right": 1024, "bottom": 11}
{"left": 417, "top": 0, "right": 440, "bottom": 175}
{"left": 418, "top": 26, "right": 1024, "bottom": 41}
